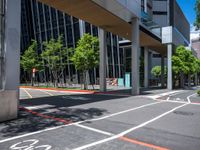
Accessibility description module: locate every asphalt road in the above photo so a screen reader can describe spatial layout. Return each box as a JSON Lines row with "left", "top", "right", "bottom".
{"left": 0, "top": 87, "right": 200, "bottom": 150}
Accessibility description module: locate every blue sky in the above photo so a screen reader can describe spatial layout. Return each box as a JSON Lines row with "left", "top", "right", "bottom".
{"left": 177, "top": 0, "right": 196, "bottom": 25}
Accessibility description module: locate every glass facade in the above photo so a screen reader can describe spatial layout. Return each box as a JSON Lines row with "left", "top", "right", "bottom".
{"left": 21, "top": 0, "right": 125, "bottom": 84}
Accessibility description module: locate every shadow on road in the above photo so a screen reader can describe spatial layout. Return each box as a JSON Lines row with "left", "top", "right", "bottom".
{"left": 0, "top": 94, "right": 129, "bottom": 139}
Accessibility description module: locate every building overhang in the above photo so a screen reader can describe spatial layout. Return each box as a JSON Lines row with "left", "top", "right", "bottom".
{"left": 38, "top": 0, "right": 165, "bottom": 54}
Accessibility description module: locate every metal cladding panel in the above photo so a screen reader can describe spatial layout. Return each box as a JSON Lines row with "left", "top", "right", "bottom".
{"left": 162, "top": 26, "right": 189, "bottom": 46}
{"left": 92, "top": 0, "right": 141, "bottom": 22}
{"left": 162, "top": 26, "right": 172, "bottom": 44}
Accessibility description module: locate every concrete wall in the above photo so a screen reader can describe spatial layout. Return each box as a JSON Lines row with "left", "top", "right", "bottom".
{"left": 192, "top": 39, "right": 200, "bottom": 59}
{"left": 0, "top": 90, "right": 19, "bottom": 122}
{"left": 0, "top": 0, "right": 21, "bottom": 122}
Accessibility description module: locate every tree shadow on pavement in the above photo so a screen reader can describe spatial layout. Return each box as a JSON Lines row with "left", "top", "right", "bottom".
{"left": 0, "top": 94, "right": 127, "bottom": 139}
{"left": 0, "top": 107, "right": 107, "bottom": 140}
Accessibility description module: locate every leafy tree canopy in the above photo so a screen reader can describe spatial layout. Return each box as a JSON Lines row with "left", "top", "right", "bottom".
{"left": 70, "top": 33, "right": 99, "bottom": 72}
{"left": 20, "top": 40, "right": 40, "bottom": 72}
{"left": 172, "top": 45, "right": 200, "bottom": 75}
{"left": 151, "top": 66, "right": 167, "bottom": 78}
{"left": 41, "top": 36, "right": 67, "bottom": 71}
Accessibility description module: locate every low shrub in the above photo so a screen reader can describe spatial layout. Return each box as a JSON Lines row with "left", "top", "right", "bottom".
{"left": 197, "top": 90, "right": 200, "bottom": 96}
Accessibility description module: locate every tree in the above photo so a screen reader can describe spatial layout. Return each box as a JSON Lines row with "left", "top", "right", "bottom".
{"left": 151, "top": 66, "right": 167, "bottom": 85}
{"left": 70, "top": 33, "right": 99, "bottom": 89}
{"left": 20, "top": 40, "right": 40, "bottom": 86}
{"left": 195, "top": 0, "right": 200, "bottom": 30}
{"left": 41, "top": 36, "right": 67, "bottom": 87}
{"left": 172, "top": 45, "right": 200, "bottom": 87}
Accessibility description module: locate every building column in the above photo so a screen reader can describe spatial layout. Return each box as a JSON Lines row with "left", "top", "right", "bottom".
{"left": 99, "top": 28, "right": 107, "bottom": 92}
{"left": 131, "top": 18, "right": 140, "bottom": 95}
{"left": 161, "top": 55, "right": 165, "bottom": 87}
{"left": 148, "top": 51, "right": 152, "bottom": 82}
{"left": 0, "top": 0, "right": 21, "bottom": 122}
{"left": 167, "top": 44, "right": 173, "bottom": 90}
{"left": 144, "top": 47, "right": 149, "bottom": 88}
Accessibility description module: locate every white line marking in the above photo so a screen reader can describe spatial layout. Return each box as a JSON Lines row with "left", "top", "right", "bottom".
{"left": 75, "top": 124, "right": 113, "bottom": 136}
{"left": 77, "top": 101, "right": 163, "bottom": 122}
{"left": 156, "top": 99, "right": 186, "bottom": 104}
{"left": 22, "top": 88, "right": 33, "bottom": 98}
{"left": 153, "top": 98, "right": 200, "bottom": 106}
{"left": 148, "top": 90, "right": 183, "bottom": 99}
{"left": 187, "top": 93, "right": 197, "bottom": 103}
{"left": 0, "top": 101, "right": 161, "bottom": 143}
{"left": 73, "top": 103, "right": 188, "bottom": 150}
{"left": 25, "top": 104, "right": 55, "bottom": 110}
{"left": 166, "top": 90, "right": 185, "bottom": 101}
{"left": 38, "top": 90, "right": 54, "bottom": 96}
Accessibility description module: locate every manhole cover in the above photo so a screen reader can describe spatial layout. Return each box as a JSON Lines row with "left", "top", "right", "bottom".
{"left": 173, "top": 111, "right": 194, "bottom": 116}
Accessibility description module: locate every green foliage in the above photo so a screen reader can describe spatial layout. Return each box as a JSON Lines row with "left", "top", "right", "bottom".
{"left": 41, "top": 36, "right": 68, "bottom": 86}
{"left": 151, "top": 66, "right": 167, "bottom": 78}
{"left": 20, "top": 40, "right": 40, "bottom": 73}
{"left": 70, "top": 33, "right": 99, "bottom": 71}
{"left": 172, "top": 45, "right": 199, "bottom": 75}
{"left": 41, "top": 36, "right": 67, "bottom": 71}
{"left": 70, "top": 33, "right": 99, "bottom": 89}
{"left": 197, "top": 90, "right": 200, "bottom": 96}
{"left": 172, "top": 45, "right": 200, "bottom": 87}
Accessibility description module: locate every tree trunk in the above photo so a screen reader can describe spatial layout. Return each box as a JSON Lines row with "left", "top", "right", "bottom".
{"left": 180, "top": 72, "right": 184, "bottom": 88}
{"left": 83, "top": 71, "right": 88, "bottom": 90}
{"left": 31, "top": 73, "right": 34, "bottom": 86}
{"left": 188, "top": 73, "right": 191, "bottom": 88}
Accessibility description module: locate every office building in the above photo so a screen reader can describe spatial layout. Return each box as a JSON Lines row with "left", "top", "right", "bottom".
{"left": 21, "top": 0, "right": 123, "bottom": 85}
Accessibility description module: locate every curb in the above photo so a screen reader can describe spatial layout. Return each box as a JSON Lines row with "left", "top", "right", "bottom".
{"left": 20, "top": 86, "right": 95, "bottom": 94}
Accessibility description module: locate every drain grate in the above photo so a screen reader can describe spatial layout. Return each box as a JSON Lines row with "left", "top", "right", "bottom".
{"left": 173, "top": 111, "right": 194, "bottom": 116}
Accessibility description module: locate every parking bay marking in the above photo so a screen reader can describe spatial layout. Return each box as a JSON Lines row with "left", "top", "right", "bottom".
{"left": 0, "top": 101, "right": 163, "bottom": 144}
{"left": 22, "top": 88, "right": 33, "bottom": 98}
{"left": 73, "top": 103, "right": 188, "bottom": 150}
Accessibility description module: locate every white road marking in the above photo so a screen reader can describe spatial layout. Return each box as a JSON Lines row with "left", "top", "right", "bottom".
{"left": 22, "top": 88, "right": 33, "bottom": 98}
{"left": 73, "top": 103, "right": 188, "bottom": 150}
{"left": 0, "top": 101, "right": 161, "bottom": 144}
{"left": 148, "top": 90, "right": 183, "bottom": 99}
{"left": 38, "top": 90, "right": 54, "bottom": 96}
{"left": 155, "top": 98, "right": 200, "bottom": 106}
{"left": 75, "top": 124, "right": 113, "bottom": 136}
{"left": 25, "top": 104, "right": 55, "bottom": 110}
{"left": 187, "top": 93, "right": 197, "bottom": 103}
{"left": 76, "top": 101, "right": 163, "bottom": 123}
{"left": 10, "top": 139, "right": 52, "bottom": 150}
{"left": 166, "top": 90, "right": 185, "bottom": 101}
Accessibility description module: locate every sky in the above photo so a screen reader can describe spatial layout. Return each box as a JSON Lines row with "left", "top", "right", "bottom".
{"left": 177, "top": 0, "right": 196, "bottom": 25}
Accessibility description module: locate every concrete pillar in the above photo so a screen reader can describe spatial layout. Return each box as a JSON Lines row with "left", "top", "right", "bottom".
{"left": 99, "top": 28, "right": 107, "bottom": 92}
{"left": 148, "top": 51, "right": 152, "bottom": 81}
{"left": 161, "top": 55, "right": 165, "bottom": 87}
{"left": 0, "top": 0, "right": 21, "bottom": 122}
{"left": 167, "top": 44, "right": 173, "bottom": 90}
{"left": 131, "top": 18, "right": 140, "bottom": 95}
{"left": 144, "top": 47, "right": 149, "bottom": 88}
